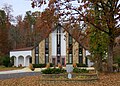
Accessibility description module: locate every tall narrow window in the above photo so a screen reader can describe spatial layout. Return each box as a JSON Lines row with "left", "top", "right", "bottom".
{"left": 68, "top": 34, "right": 73, "bottom": 63}
{"left": 45, "top": 38, "right": 49, "bottom": 64}
{"left": 69, "top": 54, "right": 73, "bottom": 63}
{"left": 57, "top": 27, "right": 61, "bottom": 64}
{"left": 85, "top": 56, "right": 88, "bottom": 65}
{"left": 69, "top": 34, "right": 72, "bottom": 45}
{"left": 79, "top": 44, "right": 83, "bottom": 64}
{"left": 62, "top": 58, "right": 65, "bottom": 65}
{"left": 35, "top": 46, "right": 39, "bottom": 64}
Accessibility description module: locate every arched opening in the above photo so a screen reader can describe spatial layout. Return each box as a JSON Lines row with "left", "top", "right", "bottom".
{"left": 30, "top": 57, "right": 32, "bottom": 63}
{"left": 26, "top": 55, "right": 32, "bottom": 66}
{"left": 10, "top": 56, "right": 16, "bottom": 67}
{"left": 18, "top": 56, "right": 24, "bottom": 67}
{"left": 10, "top": 56, "right": 17, "bottom": 67}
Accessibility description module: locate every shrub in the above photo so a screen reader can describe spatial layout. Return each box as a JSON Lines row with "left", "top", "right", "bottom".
{"left": 2, "top": 55, "right": 11, "bottom": 67}
{"left": 73, "top": 63, "right": 77, "bottom": 68}
{"left": 41, "top": 68, "right": 66, "bottom": 74}
{"left": 32, "top": 63, "right": 53, "bottom": 68}
{"left": 46, "top": 63, "right": 50, "bottom": 68}
{"left": 29, "top": 64, "right": 34, "bottom": 71}
{"left": 76, "top": 63, "right": 88, "bottom": 67}
{"left": 58, "top": 63, "right": 62, "bottom": 69}
{"left": 33, "top": 64, "right": 46, "bottom": 68}
{"left": 50, "top": 63, "right": 53, "bottom": 67}
{"left": 73, "top": 68, "right": 89, "bottom": 73}
{"left": 80, "top": 69, "right": 89, "bottom": 73}
{"left": 73, "top": 67, "right": 80, "bottom": 73}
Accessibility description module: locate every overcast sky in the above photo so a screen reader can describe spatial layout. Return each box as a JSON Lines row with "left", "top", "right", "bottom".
{"left": 0, "top": 0, "right": 119, "bottom": 25}
{"left": 0, "top": 0, "right": 41, "bottom": 17}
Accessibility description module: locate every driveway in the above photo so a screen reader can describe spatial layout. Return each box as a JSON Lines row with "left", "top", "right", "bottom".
{"left": 0, "top": 72, "right": 41, "bottom": 80}
{"left": 0, "top": 68, "right": 41, "bottom": 80}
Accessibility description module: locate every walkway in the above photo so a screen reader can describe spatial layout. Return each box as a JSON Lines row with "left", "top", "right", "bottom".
{"left": 0, "top": 68, "right": 41, "bottom": 80}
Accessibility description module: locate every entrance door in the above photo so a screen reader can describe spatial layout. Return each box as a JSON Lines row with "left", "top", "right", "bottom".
{"left": 52, "top": 58, "right": 56, "bottom": 65}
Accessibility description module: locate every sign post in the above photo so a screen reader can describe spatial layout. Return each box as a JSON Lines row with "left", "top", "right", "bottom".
{"left": 66, "top": 64, "right": 73, "bottom": 79}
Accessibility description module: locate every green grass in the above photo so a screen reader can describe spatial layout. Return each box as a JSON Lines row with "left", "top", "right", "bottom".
{"left": 0, "top": 66, "right": 23, "bottom": 71}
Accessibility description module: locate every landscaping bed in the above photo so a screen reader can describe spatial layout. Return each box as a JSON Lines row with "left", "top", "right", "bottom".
{"left": 40, "top": 67, "right": 98, "bottom": 81}
{"left": 41, "top": 73, "right": 98, "bottom": 81}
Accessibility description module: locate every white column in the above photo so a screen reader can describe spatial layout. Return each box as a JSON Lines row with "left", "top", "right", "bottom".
{"left": 24, "top": 57, "right": 26, "bottom": 67}
{"left": 16, "top": 57, "right": 18, "bottom": 67}
{"left": 83, "top": 48, "right": 86, "bottom": 64}
{"left": 52, "top": 32, "right": 57, "bottom": 56}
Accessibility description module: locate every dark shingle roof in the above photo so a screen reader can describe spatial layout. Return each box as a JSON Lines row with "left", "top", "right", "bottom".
{"left": 11, "top": 47, "right": 34, "bottom": 51}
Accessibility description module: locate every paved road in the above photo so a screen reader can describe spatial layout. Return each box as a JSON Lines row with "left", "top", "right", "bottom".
{"left": 0, "top": 72, "right": 41, "bottom": 80}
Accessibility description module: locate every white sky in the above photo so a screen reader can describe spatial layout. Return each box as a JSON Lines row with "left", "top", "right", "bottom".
{"left": 0, "top": 0, "right": 119, "bottom": 25}
{"left": 0, "top": 0, "right": 41, "bottom": 17}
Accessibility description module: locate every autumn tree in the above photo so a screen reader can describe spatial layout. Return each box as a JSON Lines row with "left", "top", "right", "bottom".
{"left": 12, "top": 10, "right": 52, "bottom": 49}
{"left": 13, "top": 11, "right": 38, "bottom": 48}
{"left": 23, "top": 11, "right": 39, "bottom": 47}
{"left": 0, "top": 4, "right": 14, "bottom": 56}
{"left": 31, "top": 0, "right": 120, "bottom": 72}
{"left": 15, "top": 15, "right": 27, "bottom": 48}
{"left": 0, "top": 4, "right": 13, "bottom": 56}
{"left": 34, "top": 8, "right": 59, "bottom": 44}
{"left": 82, "top": 0, "right": 119, "bottom": 72}
{"left": 113, "top": 39, "right": 120, "bottom": 66}
{"left": 0, "top": 10, "right": 8, "bottom": 55}
{"left": 89, "top": 26, "right": 108, "bottom": 71}
{"left": 10, "top": 23, "right": 23, "bottom": 49}
{"left": 2, "top": 4, "right": 13, "bottom": 42}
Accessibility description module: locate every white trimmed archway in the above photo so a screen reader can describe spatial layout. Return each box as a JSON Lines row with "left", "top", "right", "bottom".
{"left": 26, "top": 55, "right": 32, "bottom": 66}
{"left": 18, "top": 56, "right": 24, "bottom": 67}
{"left": 10, "top": 50, "right": 32, "bottom": 67}
{"left": 10, "top": 56, "right": 16, "bottom": 66}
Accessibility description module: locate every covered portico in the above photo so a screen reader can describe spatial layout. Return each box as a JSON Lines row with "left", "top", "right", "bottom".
{"left": 10, "top": 47, "right": 33, "bottom": 67}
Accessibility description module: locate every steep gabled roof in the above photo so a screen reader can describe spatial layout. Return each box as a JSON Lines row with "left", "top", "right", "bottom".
{"left": 11, "top": 23, "right": 89, "bottom": 51}
{"left": 11, "top": 47, "right": 34, "bottom": 51}
{"left": 57, "top": 24, "right": 89, "bottom": 50}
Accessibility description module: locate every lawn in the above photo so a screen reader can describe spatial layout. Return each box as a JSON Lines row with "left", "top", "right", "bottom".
{"left": 0, "top": 73, "right": 120, "bottom": 86}
{"left": 0, "top": 66, "right": 23, "bottom": 71}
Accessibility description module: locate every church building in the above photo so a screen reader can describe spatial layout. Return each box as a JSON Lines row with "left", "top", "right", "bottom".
{"left": 10, "top": 26, "right": 91, "bottom": 67}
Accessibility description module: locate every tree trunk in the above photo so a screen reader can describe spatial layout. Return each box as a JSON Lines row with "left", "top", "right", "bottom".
{"left": 95, "top": 54, "right": 102, "bottom": 72}
{"left": 107, "top": 36, "right": 114, "bottom": 72}
{"left": 98, "top": 54, "right": 102, "bottom": 72}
